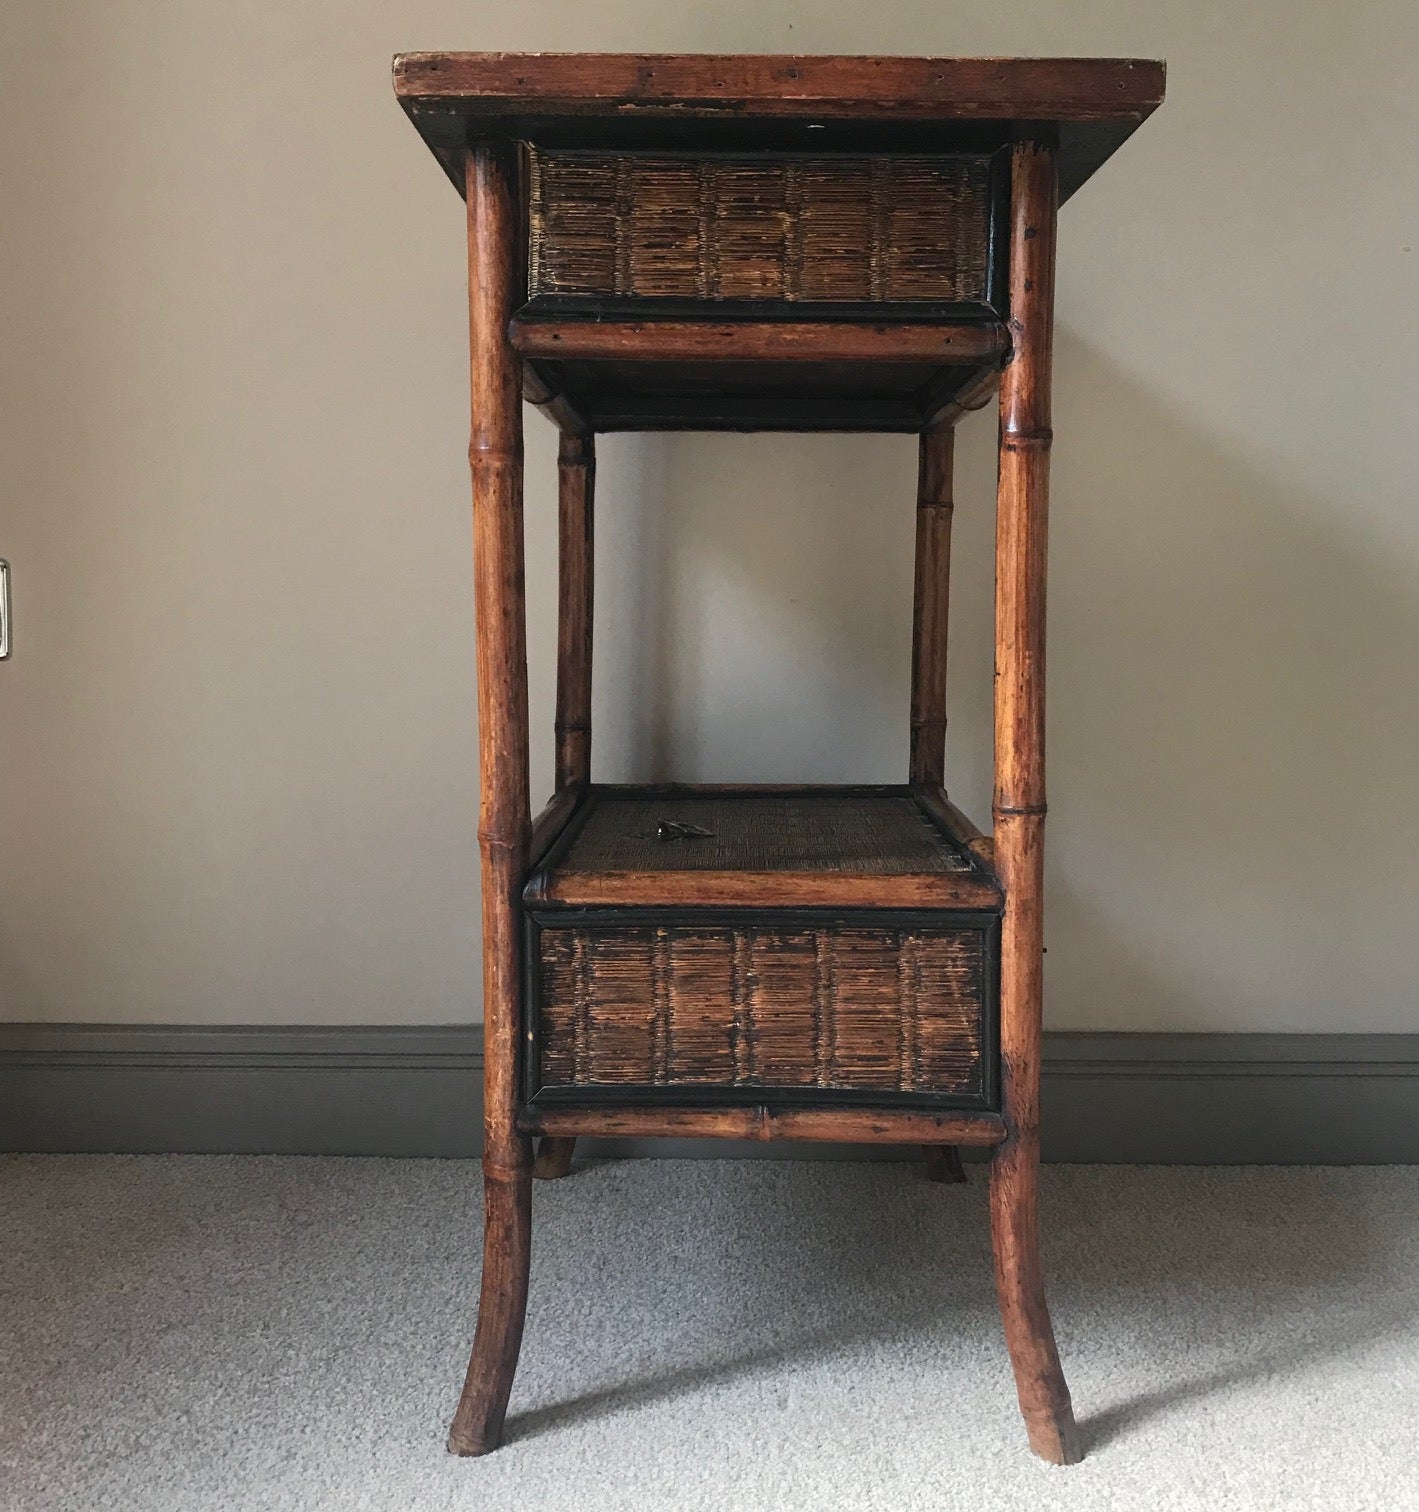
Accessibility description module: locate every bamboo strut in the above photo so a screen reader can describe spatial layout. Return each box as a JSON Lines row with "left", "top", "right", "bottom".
{"left": 554, "top": 432, "right": 595, "bottom": 792}
{"left": 536, "top": 419, "right": 596, "bottom": 1185}
{"left": 521, "top": 362, "right": 592, "bottom": 438}
{"left": 910, "top": 413, "right": 968, "bottom": 1185}
{"left": 909, "top": 424, "right": 955, "bottom": 788}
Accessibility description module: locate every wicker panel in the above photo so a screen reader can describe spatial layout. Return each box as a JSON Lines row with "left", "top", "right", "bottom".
{"left": 536, "top": 922, "right": 985, "bottom": 1097}
{"left": 557, "top": 792, "right": 973, "bottom": 876}
{"left": 527, "top": 150, "right": 992, "bottom": 305}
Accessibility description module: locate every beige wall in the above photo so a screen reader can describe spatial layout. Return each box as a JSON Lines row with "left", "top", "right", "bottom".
{"left": 2, "top": 2, "right": 1416, "bottom": 1030}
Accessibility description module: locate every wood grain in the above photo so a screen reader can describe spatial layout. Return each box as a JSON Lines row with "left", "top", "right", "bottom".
{"left": 520, "top": 1103, "right": 1008, "bottom": 1145}
{"left": 510, "top": 318, "right": 1008, "bottom": 366}
{"left": 536, "top": 870, "right": 1000, "bottom": 908}
{"left": 394, "top": 54, "right": 1165, "bottom": 212}
{"left": 394, "top": 53, "right": 1166, "bottom": 122}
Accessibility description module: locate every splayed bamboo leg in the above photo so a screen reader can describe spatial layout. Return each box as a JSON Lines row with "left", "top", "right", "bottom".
{"left": 447, "top": 141, "right": 534, "bottom": 1458}
{"left": 448, "top": 1162, "right": 531, "bottom": 1455}
{"left": 988, "top": 139, "right": 1080, "bottom": 1467}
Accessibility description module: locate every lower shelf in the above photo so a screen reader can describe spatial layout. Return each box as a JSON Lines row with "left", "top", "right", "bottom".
{"left": 523, "top": 786, "right": 1002, "bottom": 1113}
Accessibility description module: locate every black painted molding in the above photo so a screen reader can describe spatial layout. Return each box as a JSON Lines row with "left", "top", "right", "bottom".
{"left": 2, "top": 1024, "right": 1417, "bottom": 1163}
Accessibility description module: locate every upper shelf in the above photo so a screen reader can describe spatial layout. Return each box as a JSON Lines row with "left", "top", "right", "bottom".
{"left": 393, "top": 53, "right": 1166, "bottom": 204}
{"left": 395, "top": 54, "right": 1164, "bottom": 434}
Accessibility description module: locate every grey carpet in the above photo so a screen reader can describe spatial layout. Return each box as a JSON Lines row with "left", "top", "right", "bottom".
{"left": 3, "top": 1157, "right": 1417, "bottom": 1512}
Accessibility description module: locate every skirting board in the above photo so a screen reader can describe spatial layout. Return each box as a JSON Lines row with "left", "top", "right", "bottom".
{"left": 2, "top": 1025, "right": 1417, "bottom": 1163}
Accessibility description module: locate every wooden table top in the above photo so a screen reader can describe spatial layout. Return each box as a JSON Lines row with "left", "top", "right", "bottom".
{"left": 394, "top": 53, "right": 1165, "bottom": 203}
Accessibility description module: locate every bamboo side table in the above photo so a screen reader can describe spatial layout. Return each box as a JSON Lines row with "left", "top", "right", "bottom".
{"left": 394, "top": 53, "right": 1165, "bottom": 1465}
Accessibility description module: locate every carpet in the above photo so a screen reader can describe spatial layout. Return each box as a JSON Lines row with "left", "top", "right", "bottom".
{"left": 3, "top": 1156, "right": 1416, "bottom": 1511}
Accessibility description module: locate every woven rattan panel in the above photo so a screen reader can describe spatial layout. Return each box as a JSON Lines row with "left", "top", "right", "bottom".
{"left": 527, "top": 150, "right": 993, "bottom": 304}
{"left": 536, "top": 922, "right": 985, "bottom": 1096}
{"left": 555, "top": 792, "right": 974, "bottom": 876}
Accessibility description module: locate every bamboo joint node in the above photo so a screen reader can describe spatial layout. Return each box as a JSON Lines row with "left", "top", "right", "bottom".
{"left": 477, "top": 828, "right": 528, "bottom": 852}
{"left": 481, "top": 1155, "right": 531, "bottom": 1183}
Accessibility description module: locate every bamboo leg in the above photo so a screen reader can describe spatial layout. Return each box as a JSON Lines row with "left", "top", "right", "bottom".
{"left": 447, "top": 142, "right": 534, "bottom": 1459}
{"left": 449, "top": 1159, "right": 530, "bottom": 1456}
{"left": 988, "top": 140, "right": 1080, "bottom": 1467}
{"left": 910, "top": 424, "right": 968, "bottom": 1184}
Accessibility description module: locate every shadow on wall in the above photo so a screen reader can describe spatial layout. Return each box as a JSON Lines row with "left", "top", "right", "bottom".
{"left": 589, "top": 327, "right": 1419, "bottom": 1033}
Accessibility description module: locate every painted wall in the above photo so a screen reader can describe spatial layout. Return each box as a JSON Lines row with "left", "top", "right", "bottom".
{"left": 2, "top": 2, "right": 1415, "bottom": 1029}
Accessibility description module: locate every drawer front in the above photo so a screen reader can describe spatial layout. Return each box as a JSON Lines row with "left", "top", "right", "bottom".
{"left": 526, "top": 149, "right": 999, "bottom": 310}
{"left": 526, "top": 912, "right": 997, "bottom": 1109}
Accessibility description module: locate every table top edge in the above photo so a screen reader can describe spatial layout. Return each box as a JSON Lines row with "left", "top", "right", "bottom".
{"left": 392, "top": 53, "right": 1167, "bottom": 119}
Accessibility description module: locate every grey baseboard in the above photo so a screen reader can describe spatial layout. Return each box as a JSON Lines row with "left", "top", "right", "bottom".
{"left": 2, "top": 1024, "right": 1416, "bottom": 1163}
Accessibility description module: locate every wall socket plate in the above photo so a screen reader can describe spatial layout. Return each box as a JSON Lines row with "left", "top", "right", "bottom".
{"left": 0, "top": 560, "right": 9, "bottom": 659}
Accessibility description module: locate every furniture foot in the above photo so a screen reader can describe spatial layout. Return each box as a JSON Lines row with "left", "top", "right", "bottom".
{"left": 533, "top": 1135, "right": 576, "bottom": 1180}
{"left": 1022, "top": 1399, "right": 1083, "bottom": 1465}
{"left": 447, "top": 1160, "right": 532, "bottom": 1456}
{"left": 923, "top": 1143, "right": 968, "bottom": 1183}
{"left": 989, "top": 1138, "right": 1081, "bottom": 1464}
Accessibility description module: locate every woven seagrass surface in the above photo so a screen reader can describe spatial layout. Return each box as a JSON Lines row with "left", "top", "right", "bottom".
{"left": 528, "top": 150, "right": 992, "bottom": 304}
{"left": 555, "top": 792, "right": 974, "bottom": 875}
{"left": 537, "top": 921, "right": 985, "bottom": 1095}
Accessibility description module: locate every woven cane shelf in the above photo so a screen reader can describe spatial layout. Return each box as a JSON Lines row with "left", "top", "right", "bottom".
{"left": 528, "top": 787, "right": 997, "bottom": 901}
{"left": 396, "top": 51, "right": 1166, "bottom": 1466}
